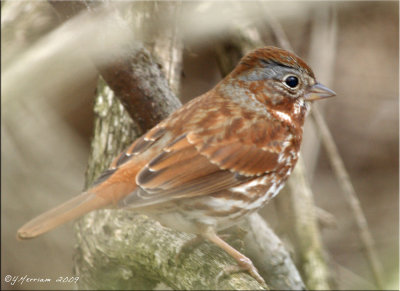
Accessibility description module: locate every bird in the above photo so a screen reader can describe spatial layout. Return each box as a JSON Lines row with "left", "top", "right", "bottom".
{"left": 17, "top": 46, "right": 335, "bottom": 283}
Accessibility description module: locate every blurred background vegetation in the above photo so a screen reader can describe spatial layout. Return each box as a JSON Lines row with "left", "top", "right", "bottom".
{"left": 2, "top": 1, "right": 398, "bottom": 290}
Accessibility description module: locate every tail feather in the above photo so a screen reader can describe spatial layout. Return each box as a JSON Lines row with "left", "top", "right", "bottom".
{"left": 17, "top": 192, "right": 109, "bottom": 240}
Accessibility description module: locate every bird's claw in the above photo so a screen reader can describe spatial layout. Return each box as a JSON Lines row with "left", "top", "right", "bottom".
{"left": 215, "top": 258, "right": 266, "bottom": 286}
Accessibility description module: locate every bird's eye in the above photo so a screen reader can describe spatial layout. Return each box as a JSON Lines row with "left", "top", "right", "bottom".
{"left": 283, "top": 75, "right": 299, "bottom": 89}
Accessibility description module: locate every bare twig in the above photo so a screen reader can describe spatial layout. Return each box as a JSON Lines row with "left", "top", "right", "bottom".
{"left": 260, "top": 5, "right": 293, "bottom": 52}
{"left": 311, "top": 106, "right": 384, "bottom": 289}
{"left": 308, "top": 8, "right": 385, "bottom": 286}
{"left": 304, "top": 5, "right": 338, "bottom": 179}
{"left": 315, "top": 207, "right": 338, "bottom": 229}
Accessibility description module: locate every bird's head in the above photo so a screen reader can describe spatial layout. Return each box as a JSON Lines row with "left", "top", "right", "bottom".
{"left": 229, "top": 46, "right": 335, "bottom": 107}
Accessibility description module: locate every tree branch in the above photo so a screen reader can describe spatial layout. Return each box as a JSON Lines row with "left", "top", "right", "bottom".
{"left": 242, "top": 214, "right": 305, "bottom": 290}
{"left": 282, "top": 158, "right": 331, "bottom": 290}
{"left": 49, "top": 1, "right": 181, "bottom": 131}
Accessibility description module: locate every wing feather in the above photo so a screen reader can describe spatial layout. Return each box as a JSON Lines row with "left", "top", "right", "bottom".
{"left": 120, "top": 117, "right": 292, "bottom": 208}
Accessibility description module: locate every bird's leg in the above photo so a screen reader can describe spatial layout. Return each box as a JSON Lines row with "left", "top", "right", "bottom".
{"left": 199, "top": 224, "right": 265, "bottom": 284}
{"left": 219, "top": 225, "right": 248, "bottom": 249}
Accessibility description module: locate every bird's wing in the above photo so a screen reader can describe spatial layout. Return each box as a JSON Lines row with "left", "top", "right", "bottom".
{"left": 120, "top": 117, "right": 291, "bottom": 208}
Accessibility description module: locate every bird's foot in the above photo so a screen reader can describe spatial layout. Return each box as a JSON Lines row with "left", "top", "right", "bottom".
{"left": 216, "top": 256, "right": 265, "bottom": 285}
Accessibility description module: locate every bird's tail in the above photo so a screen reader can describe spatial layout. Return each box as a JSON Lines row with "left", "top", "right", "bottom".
{"left": 17, "top": 191, "right": 110, "bottom": 240}
{"left": 17, "top": 154, "right": 143, "bottom": 240}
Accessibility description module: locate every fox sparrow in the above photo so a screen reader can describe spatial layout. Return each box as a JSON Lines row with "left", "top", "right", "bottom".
{"left": 18, "top": 46, "right": 335, "bottom": 283}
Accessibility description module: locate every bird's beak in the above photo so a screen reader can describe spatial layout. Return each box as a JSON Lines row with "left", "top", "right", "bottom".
{"left": 305, "top": 83, "right": 336, "bottom": 101}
